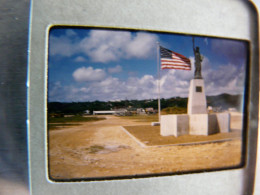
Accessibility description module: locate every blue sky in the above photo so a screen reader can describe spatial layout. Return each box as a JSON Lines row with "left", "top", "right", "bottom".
{"left": 48, "top": 28, "right": 248, "bottom": 102}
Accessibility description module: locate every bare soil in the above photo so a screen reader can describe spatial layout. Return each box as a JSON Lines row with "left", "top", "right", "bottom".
{"left": 48, "top": 114, "right": 243, "bottom": 180}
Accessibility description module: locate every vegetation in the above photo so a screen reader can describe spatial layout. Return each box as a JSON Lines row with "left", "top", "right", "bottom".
{"left": 87, "top": 145, "right": 105, "bottom": 154}
{"left": 161, "top": 107, "right": 187, "bottom": 114}
{"left": 48, "top": 116, "right": 105, "bottom": 130}
{"left": 48, "top": 123, "right": 82, "bottom": 130}
{"left": 123, "top": 125, "right": 241, "bottom": 146}
{"left": 207, "top": 93, "right": 242, "bottom": 110}
{"left": 48, "top": 93, "right": 242, "bottom": 117}
{"left": 48, "top": 97, "right": 188, "bottom": 115}
{"left": 119, "top": 114, "right": 158, "bottom": 122}
{"left": 48, "top": 116, "right": 105, "bottom": 123}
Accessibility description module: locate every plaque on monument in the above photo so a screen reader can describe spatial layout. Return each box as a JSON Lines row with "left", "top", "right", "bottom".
{"left": 196, "top": 86, "right": 202, "bottom": 92}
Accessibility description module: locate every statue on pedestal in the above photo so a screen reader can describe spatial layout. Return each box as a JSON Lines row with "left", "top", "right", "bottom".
{"left": 193, "top": 38, "right": 203, "bottom": 79}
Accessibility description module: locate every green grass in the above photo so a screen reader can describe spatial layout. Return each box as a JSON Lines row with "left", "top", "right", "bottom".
{"left": 48, "top": 116, "right": 105, "bottom": 123}
{"left": 48, "top": 123, "right": 82, "bottom": 130}
{"left": 118, "top": 114, "right": 159, "bottom": 122}
{"left": 161, "top": 107, "right": 187, "bottom": 114}
{"left": 123, "top": 125, "right": 241, "bottom": 146}
{"left": 88, "top": 145, "right": 105, "bottom": 154}
{"left": 48, "top": 116, "right": 106, "bottom": 130}
{"left": 116, "top": 107, "right": 186, "bottom": 122}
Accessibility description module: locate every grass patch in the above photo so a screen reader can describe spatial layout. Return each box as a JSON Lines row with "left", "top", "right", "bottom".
{"left": 161, "top": 107, "right": 187, "bottom": 114}
{"left": 87, "top": 145, "right": 105, "bottom": 154}
{"left": 118, "top": 114, "right": 158, "bottom": 122}
{"left": 48, "top": 116, "right": 105, "bottom": 130}
{"left": 123, "top": 125, "right": 241, "bottom": 146}
{"left": 48, "top": 116, "right": 105, "bottom": 123}
{"left": 48, "top": 123, "right": 82, "bottom": 130}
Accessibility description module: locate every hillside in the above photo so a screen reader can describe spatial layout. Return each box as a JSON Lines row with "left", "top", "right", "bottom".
{"left": 207, "top": 93, "right": 242, "bottom": 110}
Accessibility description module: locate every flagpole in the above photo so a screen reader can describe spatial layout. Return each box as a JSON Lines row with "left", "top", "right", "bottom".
{"left": 157, "top": 42, "right": 161, "bottom": 123}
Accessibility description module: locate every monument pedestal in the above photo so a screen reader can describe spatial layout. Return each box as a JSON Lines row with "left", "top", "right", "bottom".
{"left": 160, "top": 114, "right": 189, "bottom": 136}
{"left": 189, "top": 113, "right": 230, "bottom": 135}
{"left": 160, "top": 78, "right": 230, "bottom": 137}
{"left": 160, "top": 113, "right": 230, "bottom": 137}
{"left": 188, "top": 79, "right": 207, "bottom": 114}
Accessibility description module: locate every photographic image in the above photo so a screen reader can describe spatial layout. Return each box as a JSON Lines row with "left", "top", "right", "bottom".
{"left": 47, "top": 27, "right": 248, "bottom": 180}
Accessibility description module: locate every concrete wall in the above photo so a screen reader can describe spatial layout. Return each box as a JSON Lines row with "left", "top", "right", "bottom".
{"left": 161, "top": 113, "right": 230, "bottom": 137}
{"left": 216, "top": 113, "right": 230, "bottom": 133}
{"left": 160, "top": 115, "right": 189, "bottom": 137}
{"left": 208, "top": 114, "right": 219, "bottom": 134}
{"left": 189, "top": 114, "right": 209, "bottom": 135}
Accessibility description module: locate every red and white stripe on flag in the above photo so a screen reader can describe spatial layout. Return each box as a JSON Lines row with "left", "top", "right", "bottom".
{"left": 160, "top": 46, "right": 191, "bottom": 70}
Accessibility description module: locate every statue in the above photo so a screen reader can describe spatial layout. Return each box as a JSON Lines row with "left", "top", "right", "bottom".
{"left": 193, "top": 38, "right": 203, "bottom": 79}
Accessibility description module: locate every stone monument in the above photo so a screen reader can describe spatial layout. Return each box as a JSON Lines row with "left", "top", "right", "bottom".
{"left": 160, "top": 40, "right": 230, "bottom": 137}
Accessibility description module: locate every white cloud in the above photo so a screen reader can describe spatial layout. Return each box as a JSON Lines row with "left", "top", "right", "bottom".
{"left": 199, "top": 57, "right": 245, "bottom": 95}
{"left": 74, "top": 56, "right": 86, "bottom": 62}
{"left": 49, "top": 35, "right": 79, "bottom": 57}
{"left": 49, "top": 29, "right": 158, "bottom": 62}
{"left": 80, "top": 30, "right": 158, "bottom": 62}
{"left": 125, "top": 75, "right": 158, "bottom": 100}
{"left": 72, "top": 66, "right": 106, "bottom": 82}
{"left": 94, "top": 77, "right": 124, "bottom": 96}
{"left": 159, "top": 56, "right": 245, "bottom": 98}
{"left": 203, "top": 63, "right": 245, "bottom": 95}
{"left": 48, "top": 81, "right": 62, "bottom": 99}
{"left": 48, "top": 82, "right": 80, "bottom": 102}
{"left": 125, "top": 32, "right": 158, "bottom": 58}
{"left": 66, "top": 29, "right": 77, "bottom": 37}
{"left": 160, "top": 68, "right": 192, "bottom": 98}
{"left": 108, "top": 65, "right": 122, "bottom": 74}
{"left": 49, "top": 56, "right": 246, "bottom": 102}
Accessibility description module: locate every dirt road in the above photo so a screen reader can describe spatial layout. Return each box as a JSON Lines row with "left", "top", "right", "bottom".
{"left": 48, "top": 115, "right": 242, "bottom": 180}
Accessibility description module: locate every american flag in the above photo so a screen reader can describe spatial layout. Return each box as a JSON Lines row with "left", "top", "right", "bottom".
{"left": 160, "top": 46, "right": 191, "bottom": 70}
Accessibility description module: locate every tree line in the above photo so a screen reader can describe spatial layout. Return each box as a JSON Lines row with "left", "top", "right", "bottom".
{"left": 48, "top": 93, "right": 242, "bottom": 116}
{"left": 48, "top": 97, "right": 188, "bottom": 115}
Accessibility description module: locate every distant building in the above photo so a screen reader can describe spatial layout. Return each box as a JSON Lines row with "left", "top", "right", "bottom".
{"left": 93, "top": 110, "right": 116, "bottom": 115}
{"left": 228, "top": 108, "right": 237, "bottom": 112}
{"left": 207, "top": 106, "right": 222, "bottom": 113}
{"left": 136, "top": 108, "right": 146, "bottom": 115}
{"left": 84, "top": 110, "right": 90, "bottom": 115}
{"left": 145, "top": 107, "right": 155, "bottom": 114}
{"left": 93, "top": 109, "right": 126, "bottom": 115}
{"left": 64, "top": 115, "right": 74, "bottom": 117}
{"left": 213, "top": 106, "right": 222, "bottom": 112}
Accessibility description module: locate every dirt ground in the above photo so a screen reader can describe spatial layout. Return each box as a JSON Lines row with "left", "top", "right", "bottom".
{"left": 48, "top": 113, "right": 242, "bottom": 180}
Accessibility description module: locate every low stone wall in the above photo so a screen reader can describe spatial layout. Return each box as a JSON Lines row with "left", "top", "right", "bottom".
{"left": 160, "top": 113, "right": 230, "bottom": 137}
{"left": 160, "top": 115, "right": 189, "bottom": 136}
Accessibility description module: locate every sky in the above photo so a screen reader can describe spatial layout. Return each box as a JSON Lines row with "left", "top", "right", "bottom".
{"left": 48, "top": 27, "right": 248, "bottom": 102}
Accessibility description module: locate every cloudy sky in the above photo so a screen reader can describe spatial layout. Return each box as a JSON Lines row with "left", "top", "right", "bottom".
{"left": 48, "top": 28, "right": 248, "bottom": 102}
